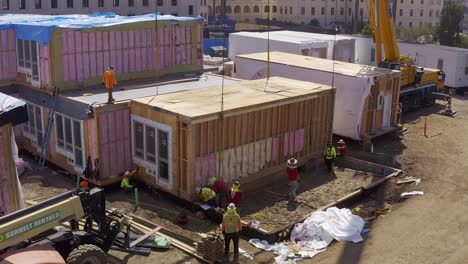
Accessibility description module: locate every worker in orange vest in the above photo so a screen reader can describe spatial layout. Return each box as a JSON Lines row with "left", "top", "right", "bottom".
{"left": 102, "top": 65, "right": 117, "bottom": 104}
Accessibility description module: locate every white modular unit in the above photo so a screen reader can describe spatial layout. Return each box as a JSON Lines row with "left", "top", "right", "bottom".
{"left": 229, "top": 31, "right": 356, "bottom": 63}
{"left": 348, "top": 35, "right": 468, "bottom": 89}
{"left": 234, "top": 52, "right": 401, "bottom": 141}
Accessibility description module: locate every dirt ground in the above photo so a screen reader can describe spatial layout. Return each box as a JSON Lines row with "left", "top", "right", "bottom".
{"left": 242, "top": 167, "right": 379, "bottom": 232}
{"left": 18, "top": 96, "right": 468, "bottom": 263}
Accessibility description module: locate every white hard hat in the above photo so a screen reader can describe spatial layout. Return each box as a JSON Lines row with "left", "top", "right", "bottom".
{"left": 124, "top": 170, "right": 130, "bottom": 175}
{"left": 228, "top": 203, "right": 236, "bottom": 210}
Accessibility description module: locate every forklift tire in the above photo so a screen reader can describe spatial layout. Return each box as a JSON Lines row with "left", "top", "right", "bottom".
{"left": 66, "top": 244, "right": 107, "bottom": 264}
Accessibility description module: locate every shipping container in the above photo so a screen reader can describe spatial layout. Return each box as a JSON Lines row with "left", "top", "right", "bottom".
{"left": 234, "top": 52, "right": 401, "bottom": 141}
{"left": 229, "top": 31, "right": 355, "bottom": 63}
{"left": 0, "top": 13, "right": 204, "bottom": 91}
{"left": 130, "top": 77, "right": 335, "bottom": 201}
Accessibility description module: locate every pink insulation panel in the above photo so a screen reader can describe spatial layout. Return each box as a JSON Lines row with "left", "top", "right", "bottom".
{"left": 98, "top": 108, "right": 132, "bottom": 178}
{"left": 194, "top": 153, "right": 216, "bottom": 189}
{"left": 59, "top": 22, "right": 203, "bottom": 85}
{"left": 0, "top": 30, "right": 17, "bottom": 82}
{"left": 40, "top": 45, "right": 51, "bottom": 87}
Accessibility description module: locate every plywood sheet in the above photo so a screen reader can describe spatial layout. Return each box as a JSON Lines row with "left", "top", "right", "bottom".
{"left": 133, "top": 77, "right": 332, "bottom": 121}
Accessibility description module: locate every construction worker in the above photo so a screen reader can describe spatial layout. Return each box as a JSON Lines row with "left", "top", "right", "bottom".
{"left": 222, "top": 203, "right": 242, "bottom": 259}
{"left": 287, "top": 158, "right": 300, "bottom": 201}
{"left": 397, "top": 103, "right": 403, "bottom": 124}
{"left": 207, "top": 177, "right": 229, "bottom": 209}
{"left": 324, "top": 142, "right": 337, "bottom": 173}
{"left": 121, "top": 169, "right": 137, "bottom": 193}
{"left": 445, "top": 95, "right": 453, "bottom": 115}
{"left": 337, "top": 139, "right": 348, "bottom": 157}
{"left": 102, "top": 65, "right": 117, "bottom": 104}
{"left": 199, "top": 186, "right": 217, "bottom": 207}
{"left": 228, "top": 181, "right": 243, "bottom": 208}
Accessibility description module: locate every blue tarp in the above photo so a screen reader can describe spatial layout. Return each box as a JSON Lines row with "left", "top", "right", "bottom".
{"left": 204, "top": 38, "right": 229, "bottom": 55}
{"left": 0, "top": 12, "right": 203, "bottom": 46}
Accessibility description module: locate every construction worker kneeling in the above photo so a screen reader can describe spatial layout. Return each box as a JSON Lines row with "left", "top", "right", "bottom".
{"left": 121, "top": 169, "right": 138, "bottom": 193}
{"left": 222, "top": 203, "right": 242, "bottom": 260}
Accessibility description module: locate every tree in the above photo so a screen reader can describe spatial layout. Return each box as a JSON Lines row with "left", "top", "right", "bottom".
{"left": 397, "top": 24, "right": 437, "bottom": 43}
{"left": 359, "top": 23, "right": 372, "bottom": 36}
{"left": 437, "top": 0, "right": 464, "bottom": 46}
{"left": 309, "top": 19, "right": 320, "bottom": 27}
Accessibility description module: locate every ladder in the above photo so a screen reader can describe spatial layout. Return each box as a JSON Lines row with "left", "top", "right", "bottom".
{"left": 38, "top": 86, "right": 59, "bottom": 167}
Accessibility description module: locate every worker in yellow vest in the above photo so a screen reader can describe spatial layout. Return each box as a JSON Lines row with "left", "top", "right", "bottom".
{"left": 323, "top": 142, "right": 336, "bottom": 173}
{"left": 102, "top": 65, "right": 117, "bottom": 104}
{"left": 121, "top": 169, "right": 137, "bottom": 193}
{"left": 222, "top": 203, "right": 242, "bottom": 259}
{"left": 199, "top": 186, "right": 217, "bottom": 207}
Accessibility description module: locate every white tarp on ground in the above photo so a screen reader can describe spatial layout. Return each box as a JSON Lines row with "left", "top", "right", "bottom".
{"left": 249, "top": 207, "right": 364, "bottom": 263}
{"left": 234, "top": 55, "right": 374, "bottom": 140}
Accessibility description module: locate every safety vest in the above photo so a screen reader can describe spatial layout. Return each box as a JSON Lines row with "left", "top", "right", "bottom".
{"left": 201, "top": 187, "right": 216, "bottom": 202}
{"left": 223, "top": 213, "right": 240, "bottom": 233}
{"left": 324, "top": 146, "right": 336, "bottom": 159}
{"left": 103, "top": 70, "right": 117, "bottom": 89}
{"left": 121, "top": 177, "right": 133, "bottom": 189}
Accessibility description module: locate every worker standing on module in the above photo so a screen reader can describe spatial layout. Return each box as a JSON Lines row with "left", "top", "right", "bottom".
{"left": 324, "top": 142, "right": 336, "bottom": 173}
{"left": 222, "top": 203, "right": 242, "bottom": 259}
{"left": 287, "top": 158, "right": 300, "bottom": 201}
{"left": 102, "top": 65, "right": 117, "bottom": 104}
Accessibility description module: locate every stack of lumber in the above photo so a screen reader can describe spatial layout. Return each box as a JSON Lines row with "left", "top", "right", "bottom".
{"left": 196, "top": 233, "right": 225, "bottom": 263}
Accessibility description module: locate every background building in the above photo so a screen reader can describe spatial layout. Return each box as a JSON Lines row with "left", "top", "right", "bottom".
{"left": 1, "top": 0, "right": 208, "bottom": 17}
{"left": 208, "top": 0, "right": 443, "bottom": 31}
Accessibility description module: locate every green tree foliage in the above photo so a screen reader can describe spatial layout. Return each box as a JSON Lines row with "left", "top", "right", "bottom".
{"left": 359, "top": 23, "right": 372, "bottom": 36}
{"left": 397, "top": 24, "right": 437, "bottom": 43}
{"left": 309, "top": 18, "right": 320, "bottom": 27}
{"left": 438, "top": 0, "right": 464, "bottom": 46}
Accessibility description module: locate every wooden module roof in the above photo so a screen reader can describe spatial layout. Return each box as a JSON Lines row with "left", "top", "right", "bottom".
{"left": 133, "top": 77, "right": 333, "bottom": 121}
{"left": 237, "top": 52, "right": 401, "bottom": 78}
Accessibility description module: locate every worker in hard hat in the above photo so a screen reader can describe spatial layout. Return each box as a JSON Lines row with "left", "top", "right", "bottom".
{"left": 198, "top": 186, "right": 217, "bottom": 207}
{"left": 336, "top": 139, "right": 348, "bottom": 158}
{"left": 324, "top": 142, "right": 337, "bottom": 173}
{"left": 228, "top": 181, "right": 243, "bottom": 208}
{"left": 121, "top": 169, "right": 137, "bottom": 193}
{"left": 222, "top": 203, "right": 242, "bottom": 259}
{"left": 102, "top": 65, "right": 117, "bottom": 104}
{"left": 287, "top": 158, "right": 300, "bottom": 201}
{"left": 207, "top": 177, "right": 229, "bottom": 209}
{"left": 79, "top": 180, "right": 89, "bottom": 189}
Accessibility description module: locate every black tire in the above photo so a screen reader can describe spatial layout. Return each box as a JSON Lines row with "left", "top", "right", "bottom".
{"left": 66, "top": 244, "right": 107, "bottom": 264}
{"left": 413, "top": 94, "right": 422, "bottom": 107}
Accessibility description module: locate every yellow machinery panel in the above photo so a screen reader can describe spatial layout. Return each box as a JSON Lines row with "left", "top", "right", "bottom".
{"left": 0, "top": 196, "right": 84, "bottom": 250}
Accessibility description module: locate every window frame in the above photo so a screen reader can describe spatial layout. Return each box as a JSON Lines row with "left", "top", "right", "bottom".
{"left": 16, "top": 39, "right": 41, "bottom": 87}
{"left": 22, "top": 102, "right": 44, "bottom": 149}
{"left": 2, "top": 0, "right": 9, "bottom": 10}
{"left": 131, "top": 115, "right": 173, "bottom": 190}
{"left": 55, "top": 113, "right": 85, "bottom": 171}
{"left": 82, "top": 0, "right": 89, "bottom": 8}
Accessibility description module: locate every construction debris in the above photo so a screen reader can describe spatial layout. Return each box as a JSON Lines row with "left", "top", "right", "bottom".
{"left": 249, "top": 207, "right": 365, "bottom": 263}
{"left": 397, "top": 176, "right": 421, "bottom": 185}
{"left": 401, "top": 191, "right": 424, "bottom": 197}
